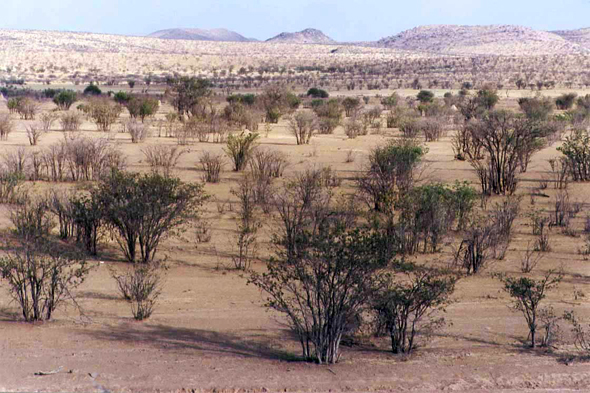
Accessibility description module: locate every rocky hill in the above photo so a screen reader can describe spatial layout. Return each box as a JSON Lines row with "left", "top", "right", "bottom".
{"left": 552, "top": 28, "right": 590, "bottom": 49}
{"left": 376, "top": 25, "right": 588, "bottom": 55}
{"left": 148, "top": 28, "right": 255, "bottom": 42}
{"left": 266, "top": 28, "right": 335, "bottom": 44}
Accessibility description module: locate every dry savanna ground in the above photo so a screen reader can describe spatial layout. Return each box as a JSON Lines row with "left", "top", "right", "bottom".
{"left": 1, "top": 93, "right": 590, "bottom": 393}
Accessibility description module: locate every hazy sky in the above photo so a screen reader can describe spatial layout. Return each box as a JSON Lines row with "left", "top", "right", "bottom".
{"left": 2, "top": 0, "right": 589, "bottom": 41}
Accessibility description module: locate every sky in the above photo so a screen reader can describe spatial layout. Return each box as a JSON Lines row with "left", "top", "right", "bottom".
{"left": 1, "top": 0, "right": 589, "bottom": 42}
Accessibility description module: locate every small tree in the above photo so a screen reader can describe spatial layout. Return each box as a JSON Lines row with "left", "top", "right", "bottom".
{"left": 83, "top": 84, "right": 102, "bottom": 96}
{"left": 0, "top": 114, "right": 14, "bottom": 140}
{"left": 26, "top": 124, "right": 45, "bottom": 146}
{"left": 373, "top": 268, "right": 457, "bottom": 354}
{"left": 558, "top": 130, "right": 590, "bottom": 182}
{"left": 52, "top": 90, "right": 77, "bottom": 110}
{"left": 97, "top": 171, "right": 207, "bottom": 263}
{"left": 496, "top": 270, "right": 562, "bottom": 348}
{"left": 289, "top": 111, "right": 317, "bottom": 145}
{"left": 225, "top": 132, "right": 259, "bottom": 171}
{"left": 0, "top": 246, "right": 89, "bottom": 322}
{"left": 250, "top": 225, "right": 392, "bottom": 364}
{"left": 342, "top": 97, "right": 361, "bottom": 117}
{"left": 417, "top": 90, "right": 434, "bottom": 104}
{"left": 358, "top": 138, "right": 426, "bottom": 211}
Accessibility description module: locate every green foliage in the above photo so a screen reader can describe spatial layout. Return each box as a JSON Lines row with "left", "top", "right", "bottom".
{"left": 127, "top": 96, "right": 160, "bottom": 122}
{"left": 96, "top": 171, "right": 207, "bottom": 263}
{"left": 416, "top": 90, "right": 435, "bottom": 104}
{"left": 250, "top": 224, "right": 393, "bottom": 364}
{"left": 381, "top": 93, "right": 400, "bottom": 109}
{"left": 169, "top": 76, "right": 211, "bottom": 117}
{"left": 83, "top": 84, "right": 102, "bottom": 96}
{"left": 555, "top": 93, "right": 577, "bottom": 110}
{"left": 227, "top": 93, "right": 256, "bottom": 106}
{"left": 113, "top": 91, "right": 132, "bottom": 105}
{"left": 477, "top": 88, "right": 499, "bottom": 110}
{"left": 373, "top": 268, "right": 457, "bottom": 354}
{"left": 358, "top": 139, "right": 427, "bottom": 211}
{"left": 225, "top": 132, "right": 260, "bottom": 171}
{"left": 306, "top": 87, "right": 329, "bottom": 98}
{"left": 496, "top": 270, "right": 562, "bottom": 348}
{"left": 557, "top": 130, "right": 590, "bottom": 181}
{"left": 518, "top": 96, "right": 554, "bottom": 121}
{"left": 342, "top": 97, "right": 361, "bottom": 117}
{"left": 52, "top": 90, "right": 77, "bottom": 110}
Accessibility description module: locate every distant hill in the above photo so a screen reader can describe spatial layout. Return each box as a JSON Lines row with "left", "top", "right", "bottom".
{"left": 266, "top": 28, "right": 335, "bottom": 44}
{"left": 552, "top": 28, "right": 590, "bottom": 49}
{"left": 376, "top": 25, "right": 587, "bottom": 55}
{"left": 148, "top": 28, "right": 256, "bottom": 42}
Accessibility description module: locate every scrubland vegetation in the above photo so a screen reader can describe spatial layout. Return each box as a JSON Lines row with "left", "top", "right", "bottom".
{"left": 3, "top": 47, "right": 590, "bottom": 391}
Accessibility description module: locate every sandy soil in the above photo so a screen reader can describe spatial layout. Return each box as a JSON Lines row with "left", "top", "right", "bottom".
{"left": 0, "top": 99, "right": 589, "bottom": 392}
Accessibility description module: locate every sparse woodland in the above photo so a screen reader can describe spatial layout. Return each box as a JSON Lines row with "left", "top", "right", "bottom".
{"left": 2, "top": 34, "right": 590, "bottom": 390}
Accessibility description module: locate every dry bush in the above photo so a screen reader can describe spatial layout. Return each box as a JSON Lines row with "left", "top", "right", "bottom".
{"left": 47, "top": 189, "right": 76, "bottom": 239}
{"left": 548, "top": 158, "right": 569, "bottom": 190}
{"left": 142, "top": 145, "right": 186, "bottom": 177}
{"left": 225, "top": 132, "right": 259, "bottom": 171}
{"left": 344, "top": 117, "right": 363, "bottom": 139}
{"left": 87, "top": 98, "right": 122, "bottom": 131}
{"left": 231, "top": 177, "right": 261, "bottom": 270}
{"left": 0, "top": 246, "right": 89, "bottom": 322}
{"left": 59, "top": 112, "right": 82, "bottom": 131}
{"left": 26, "top": 124, "right": 46, "bottom": 146}
{"left": 400, "top": 119, "right": 421, "bottom": 138}
{"left": 199, "top": 152, "right": 224, "bottom": 183}
{"left": 9, "top": 195, "right": 54, "bottom": 242}
{"left": 3, "top": 147, "right": 30, "bottom": 178}
{"left": 0, "top": 168, "right": 24, "bottom": 203}
{"left": 126, "top": 120, "right": 150, "bottom": 143}
{"left": 289, "top": 111, "right": 317, "bottom": 145}
{"left": 0, "top": 114, "right": 14, "bottom": 140}
{"left": 419, "top": 118, "right": 446, "bottom": 142}
{"left": 16, "top": 98, "right": 39, "bottom": 120}
{"left": 111, "top": 262, "right": 163, "bottom": 320}
{"left": 39, "top": 112, "right": 58, "bottom": 132}
{"left": 62, "top": 136, "right": 126, "bottom": 181}
{"left": 249, "top": 149, "right": 289, "bottom": 179}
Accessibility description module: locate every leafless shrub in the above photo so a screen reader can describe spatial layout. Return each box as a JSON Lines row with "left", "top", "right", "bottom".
{"left": 344, "top": 117, "right": 363, "bottom": 139}
{"left": 26, "top": 124, "right": 46, "bottom": 146}
{"left": 345, "top": 150, "right": 355, "bottom": 163}
{"left": 0, "top": 246, "right": 89, "bottom": 322}
{"left": 111, "top": 262, "right": 163, "bottom": 320}
{"left": 9, "top": 195, "right": 54, "bottom": 242}
{"left": 47, "top": 190, "right": 76, "bottom": 239}
{"left": 249, "top": 149, "right": 289, "bottom": 179}
{"left": 0, "top": 168, "right": 24, "bottom": 203}
{"left": 521, "top": 242, "right": 544, "bottom": 273}
{"left": 37, "top": 112, "right": 56, "bottom": 132}
{"left": 0, "top": 114, "right": 14, "bottom": 140}
{"left": 289, "top": 111, "right": 317, "bottom": 145}
{"left": 127, "top": 120, "right": 150, "bottom": 143}
{"left": 419, "top": 118, "right": 445, "bottom": 142}
{"left": 231, "top": 177, "right": 261, "bottom": 270}
{"left": 59, "top": 112, "right": 82, "bottom": 132}
{"left": 548, "top": 158, "right": 569, "bottom": 190}
{"left": 142, "top": 145, "right": 186, "bottom": 177}
{"left": 3, "top": 147, "right": 30, "bottom": 178}
{"left": 199, "top": 152, "right": 224, "bottom": 183}
{"left": 16, "top": 98, "right": 39, "bottom": 120}
{"left": 400, "top": 119, "right": 421, "bottom": 138}
{"left": 63, "top": 136, "right": 126, "bottom": 181}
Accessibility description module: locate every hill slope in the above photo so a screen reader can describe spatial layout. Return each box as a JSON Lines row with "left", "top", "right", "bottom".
{"left": 266, "top": 28, "right": 335, "bottom": 44}
{"left": 148, "top": 28, "right": 255, "bottom": 42}
{"left": 552, "top": 28, "right": 590, "bottom": 49}
{"left": 377, "top": 25, "right": 587, "bottom": 55}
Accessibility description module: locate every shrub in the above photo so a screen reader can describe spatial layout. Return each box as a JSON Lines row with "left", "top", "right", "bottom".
{"left": 52, "top": 90, "right": 77, "bottom": 110}
{"left": 59, "top": 112, "right": 82, "bottom": 131}
{"left": 15, "top": 97, "right": 39, "bottom": 120}
{"left": 358, "top": 139, "right": 426, "bottom": 211}
{"left": 463, "top": 111, "right": 553, "bottom": 195}
{"left": 126, "top": 120, "right": 150, "bottom": 143}
{"left": 199, "top": 152, "right": 224, "bottom": 183}
{"left": 381, "top": 93, "right": 399, "bottom": 109}
{"left": 249, "top": 149, "right": 289, "bottom": 179}
{"left": 417, "top": 90, "right": 434, "bottom": 103}
{"left": 289, "top": 111, "right": 317, "bottom": 145}
{"left": 342, "top": 97, "right": 361, "bottom": 117}
{"left": 10, "top": 196, "right": 54, "bottom": 242}
{"left": 518, "top": 97, "right": 554, "bottom": 121}
{"left": 250, "top": 224, "right": 391, "bottom": 364}
{"left": 496, "top": 270, "right": 562, "bottom": 348}
{"left": 0, "top": 246, "right": 89, "bottom": 322}
{"left": 555, "top": 93, "right": 577, "bottom": 110}
{"left": 39, "top": 112, "right": 58, "bottom": 132}
{"left": 71, "top": 193, "right": 104, "bottom": 255}
{"left": 0, "top": 114, "right": 14, "bottom": 140}
{"left": 83, "top": 84, "right": 102, "bottom": 96}
{"left": 142, "top": 145, "right": 186, "bottom": 177}
{"left": 97, "top": 171, "right": 207, "bottom": 263}
{"left": 225, "top": 132, "right": 259, "bottom": 171}
{"left": 557, "top": 130, "right": 590, "bottom": 181}
{"left": 111, "top": 262, "right": 162, "bottom": 320}
{"left": 373, "top": 268, "right": 456, "bottom": 354}
{"left": 231, "top": 177, "right": 261, "bottom": 270}
{"left": 169, "top": 76, "right": 211, "bottom": 117}
{"left": 88, "top": 98, "right": 122, "bottom": 132}
{"left": 419, "top": 118, "right": 445, "bottom": 142}
{"left": 306, "top": 87, "right": 329, "bottom": 98}
{"left": 127, "top": 96, "right": 159, "bottom": 122}
{"left": 26, "top": 124, "right": 45, "bottom": 146}
{"left": 399, "top": 119, "right": 421, "bottom": 138}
